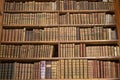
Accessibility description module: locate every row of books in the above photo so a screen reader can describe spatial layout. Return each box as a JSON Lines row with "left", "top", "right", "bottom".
{"left": 26, "top": 61, "right": 57, "bottom": 79}
{"left": 78, "top": 27, "right": 117, "bottom": 40}
{"left": 0, "top": 44, "right": 119, "bottom": 58}
{"left": 60, "top": 44, "right": 76, "bottom": 57}
{"left": 3, "top": 13, "right": 115, "bottom": 25}
{"left": 4, "top": 0, "right": 113, "bottom": 11}
{"left": 0, "top": 60, "right": 119, "bottom": 79}
{"left": 59, "top": 0, "right": 114, "bottom": 10}
{"left": 2, "top": 29, "right": 24, "bottom": 41}
{"left": 1, "top": 27, "right": 117, "bottom": 41}
{"left": 0, "top": 45, "right": 54, "bottom": 58}
{"left": 60, "top": 60, "right": 120, "bottom": 79}
{"left": 3, "top": 13, "right": 58, "bottom": 25}
{"left": 60, "top": 44, "right": 120, "bottom": 57}
{"left": 60, "top": 27, "right": 117, "bottom": 40}
{"left": 60, "top": 13, "right": 115, "bottom": 24}
{"left": 0, "top": 62, "right": 14, "bottom": 79}
{"left": 25, "top": 28, "right": 58, "bottom": 41}
{"left": 60, "top": 27, "right": 76, "bottom": 41}
{"left": 4, "top": 1, "right": 58, "bottom": 11}
{"left": 0, "top": 61, "right": 58, "bottom": 79}
{"left": 86, "top": 45, "right": 120, "bottom": 57}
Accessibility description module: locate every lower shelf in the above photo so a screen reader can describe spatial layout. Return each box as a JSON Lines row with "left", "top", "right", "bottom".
{"left": 0, "top": 60, "right": 120, "bottom": 79}
{"left": 58, "top": 79, "right": 120, "bottom": 80}
{"left": 0, "top": 78, "right": 120, "bottom": 80}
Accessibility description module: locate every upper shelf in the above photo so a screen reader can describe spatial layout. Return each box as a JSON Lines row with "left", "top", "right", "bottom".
{"left": 58, "top": 24, "right": 116, "bottom": 27}
{"left": 3, "top": 24, "right": 116, "bottom": 28}
{"left": 4, "top": 10, "right": 114, "bottom": 13}
{"left": 59, "top": 10, "right": 114, "bottom": 14}
{"left": 0, "top": 56, "right": 120, "bottom": 62}
{"left": 1, "top": 40, "right": 118, "bottom": 44}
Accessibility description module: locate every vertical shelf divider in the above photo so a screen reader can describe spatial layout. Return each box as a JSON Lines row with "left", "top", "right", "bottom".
{"left": 114, "top": 0, "right": 120, "bottom": 46}
{"left": 0, "top": 0, "right": 4, "bottom": 44}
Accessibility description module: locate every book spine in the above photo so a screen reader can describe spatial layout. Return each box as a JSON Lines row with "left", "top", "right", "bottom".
{"left": 40, "top": 61, "right": 46, "bottom": 79}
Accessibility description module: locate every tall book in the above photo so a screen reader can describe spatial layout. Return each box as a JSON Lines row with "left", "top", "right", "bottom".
{"left": 40, "top": 61, "right": 46, "bottom": 79}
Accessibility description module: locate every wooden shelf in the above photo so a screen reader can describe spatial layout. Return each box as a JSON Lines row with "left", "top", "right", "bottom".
{"left": 59, "top": 24, "right": 116, "bottom": 27}
{"left": 0, "top": 56, "right": 120, "bottom": 62}
{"left": 3, "top": 24, "right": 116, "bottom": 28}
{"left": 1, "top": 40, "right": 118, "bottom": 44}
{"left": 57, "top": 78, "right": 120, "bottom": 80}
{"left": 1, "top": 41, "right": 59, "bottom": 44}
{"left": 59, "top": 10, "right": 114, "bottom": 13}
{"left": 3, "top": 24, "right": 59, "bottom": 28}
{"left": 0, "top": 78, "right": 120, "bottom": 80}
{"left": 0, "top": 79, "right": 120, "bottom": 80}
{"left": 0, "top": 57, "right": 59, "bottom": 62}
{"left": 58, "top": 56, "right": 120, "bottom": 60}
{"left": 4, "top": 10, "right": 114, "bottom": 13}
{"left": 0, "top": 79, "right": 58, "bottom": 80}
{"left": 5, "top": 0, "right": 57, "bottom": 1}
{"left": 4, "top": 10, "right": 59, "bottom": 13}
{"left": 59, "top": 40, "right": 118, "bottom": 44}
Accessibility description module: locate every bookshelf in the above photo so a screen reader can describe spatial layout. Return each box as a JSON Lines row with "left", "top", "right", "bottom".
{"left": 0, "top": 0, "right": 120, "bottom": 80}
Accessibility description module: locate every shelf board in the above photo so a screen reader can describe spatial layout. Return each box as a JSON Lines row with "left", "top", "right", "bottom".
{"left": 4, "top": 10, "right": 59, "bottom": 13}
{"left": 1, "top": 40, "right": 118, "bottom": 44}
{"left": 5, "top": 0, "right": 57, "bottom": 1}
{"left": 3, "top": 24, "right": 59, "bottom": 28}
{"left": 0, "top": 57, "right": 120, "bottom": 62}
{"left": 0, "top": 79, "right": 119, "bottom": 80}
{"left": 3, "top": 24, "right": 116, "bottom": 28}
{"left": 59, "top": 40, "right": 118, "bottom": 44}
{"left": 0, "top": 78, "right": 120, "bottom": 80}
{"left": 0, "top": 57, "right": 59, "bottom": 62}
{"left": 58, "top": 78, "right": 120, "bottom": 80}
{"left": 59, "top": 10, "right": 114, "bottom": 13}
{"left": 4, "top": 10, "right": 114, "bottom": 13}
{"left": 58, "top": 56, "right": 120, "bottom": 60}
{"left": 59, "top": 24, "right": 116, "bottom": 27}
{"left": 1, "top": 41, "right": 59, "bottom": 44}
